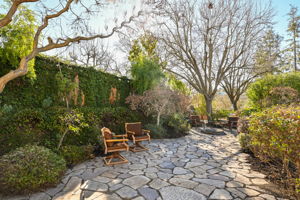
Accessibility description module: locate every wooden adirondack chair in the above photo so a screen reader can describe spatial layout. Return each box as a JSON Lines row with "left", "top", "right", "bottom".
{"left": 101, "top": 127, "right": 129, "bottom": 165}
{"left": 125, "top": 122, "right": 151, "bottom": 152}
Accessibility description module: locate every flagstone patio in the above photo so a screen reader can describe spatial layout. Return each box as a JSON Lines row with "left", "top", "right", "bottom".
{"left": 4, "top": 128, "right": 285, "bottom": 200}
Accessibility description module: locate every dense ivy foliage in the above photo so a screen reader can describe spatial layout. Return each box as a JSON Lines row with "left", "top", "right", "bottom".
{"left": 0, "top": 145, "right": 66, "bottom": 195}
{"left": 246, "top": 72, "right": 300, "bottom": 109}
{"left": 0, "top": 56, "right": 132, "bottom": 108}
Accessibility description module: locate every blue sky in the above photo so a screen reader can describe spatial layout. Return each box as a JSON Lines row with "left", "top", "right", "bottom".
{"left": 272, "top": 0, "right": 300, "bottom": 39}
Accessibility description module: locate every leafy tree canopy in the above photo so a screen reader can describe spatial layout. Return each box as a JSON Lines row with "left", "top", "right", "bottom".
{"left": 129, "top": 32, "right": 165, "bottom": 94}
{"left": 0, "top": 3, "right": 37, "bottom": 79}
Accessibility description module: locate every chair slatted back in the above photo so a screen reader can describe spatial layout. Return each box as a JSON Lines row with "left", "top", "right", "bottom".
{"left": 101, "top": 127, "right": 113, "bottom": 147}
{"left": 126, "top": 122, "right": 143, "bottom": 136}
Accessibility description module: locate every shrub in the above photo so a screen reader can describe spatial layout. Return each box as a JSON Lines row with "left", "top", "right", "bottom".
{"left": 60, "top": 145, "right": 94, "bottom": 166}
{"left": 238, "top": 133, "right": 251, "bottom": 152}
{"left": 237, "top": 117, "right": 249, "bottom": 134}
{"left": 0, "top": 108, "right": 48, "bottom": 155}
{"left": 247, "top": 72, "right": 300, "bottom": 109}
{"left": 212, "top": 109, "right": 233, "bottom": 121}
{"left": 247, "top": 105, "right": 300, "bottom": 193}
{"left": 145, "top": 123, "right": 167, "bottom": 139}
{"left": 163, "top": 113, "right": 190, "bottom": 138}
{"left": 264, "top": 86, "right": 299, "bottom": 107}
{"left": 0, "top": 145, "right": 66, "bottom": 195}
{"left": 0, "top": 106, "right": 144, "bottom": 156}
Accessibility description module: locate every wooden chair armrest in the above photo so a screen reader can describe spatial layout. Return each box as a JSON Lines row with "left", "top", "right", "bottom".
{"left": 142, "top": 129, "right": 150, "bottom": 133}
{"left": 126, "top": 130, "right": 136, "bottom": 134}
{"left": 106, "top": 139, "right": 128, "bottom": 142}
{"left": 113, "top": 134, "right": 127, "bottom": 137}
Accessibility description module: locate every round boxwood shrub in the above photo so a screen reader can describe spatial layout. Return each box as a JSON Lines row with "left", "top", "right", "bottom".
{"left": 60, "top": 145, "right": 94, "bottom": 166}
{"left": 0, "top": 145, "right": 66, "bottom": 195}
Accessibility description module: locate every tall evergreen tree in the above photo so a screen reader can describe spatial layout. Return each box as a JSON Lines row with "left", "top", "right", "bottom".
{"left": 254, "top": 28, "right": 283, "bottom": 74}
{"left": 286, "top": 5, "right": 300, "bottom": 71}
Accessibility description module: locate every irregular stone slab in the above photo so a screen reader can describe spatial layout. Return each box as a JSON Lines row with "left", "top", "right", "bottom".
{"left": 63, "top": 176, "right": 82, "bottom": 192}
{"left": 160, "top": 186, "right": 206, "bottom": 200}
{"left": 227, "top": 188, "right": 247, "bottom": 199}
{"left": 44, "top": 183, "right": 65, "bottom": 197}
{"left": 195, "top": 179, "right": 225, "bottom": 188}
{"left": 189, "top": 167, "right": 206, "bottom": 175}
{"left": 234, "top": 174, "right": 252, "bottom": 185}
{"left": 129, "top": 170, "right": 144, "bottom": 175}
{"left": 132, "top": 197, "right": 145, "bottom": 200}
{"left": 259, "top": 194, "right": 276, "bottom": 200}
{"left": 208, "top": 174, "right": 230, "bottom": 181}
{"left": 116, "top": 186, "right": 138, "bottom": 199}
{"left": 157, "top": 172, "right": 173, "bottom": 180}
{"left": 123, "top": 175, "right": 150, "bottom": 189}
{"left": 83, "top": 191, "right": 121, "bottom": 200}
{"left": 81, "top": 180, "right": 108, "bottom": 192}
{"left": 109, "top": 184, "right": 124, "bottom": 192}
{"left": 101, "top": 171, "right": 120, "bottom": 179}
{"left": 237, "top": 188, "right": 260, "bottom": 196}
{"left": 173, "top": 167, "right": 189, "bottom": 175}
{"left": 194, "top": 183, "right": 215, "bottom": 196}
{"left": 149, "top": 179, "right": 170, "bottom": 190}
{"left": 209, "top": 189, "right": 233, "bottom": 199}
{"left": 144, "top": 167, "right": 159, "bottom": 173}
{"left": 185, "top": 161, "right": 204, "bottom": 168}
{"left": 92, "top": 176, "right": 111, "bottom": 184}
{"left": 219, "top": 171, "right": 236, "bottom": 179}
{"left": 29, "top": 192, "right": 51, "bottom": 200}
{"left": 169, "top": 178, "right": 198, "bottom": 189}
{"left": 226, "top": 181, "right": 244, "bottom": 188}
{"left": 129, "top": 164, "right": 147, "bottom": 170}
{"left": 251, "top": 178, "right": 269, "bottom": 185}
{"left": 138, "top": 187, "right": 159, "bottom": 200}
{"left": 159, "top": 161, "right": 176, "bottom": 169}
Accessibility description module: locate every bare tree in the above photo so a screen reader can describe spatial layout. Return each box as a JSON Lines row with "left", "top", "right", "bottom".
{"left": 221, "top": 51, "right": 261, "bottom": 111}
{"left": 0, "top": 0, "right": 163, "bottom": 93}
{"left": 157, "top": 0, "right": 272, "bottom": 117}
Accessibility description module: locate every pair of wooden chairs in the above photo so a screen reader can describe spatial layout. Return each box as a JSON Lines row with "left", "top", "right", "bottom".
{"left": 190, "top": 115, "right": 208, "bottom": 127}
{"left": 101, "top": 122, "right": 151, "bottom": 166}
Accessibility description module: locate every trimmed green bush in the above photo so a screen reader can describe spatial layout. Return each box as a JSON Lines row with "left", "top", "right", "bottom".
{"left": 60, "top": 145, "right": 94, "bottom": 166}
{"left": 145, "top": 123, "right": 167, "bottom": 139}
{"left": 247, "top": 72, "right": 300, "bottom": 109}
{"left": 163, "top": 113, "right": 190, "bottom": 138}
{"left": 0, "top": 145, "right": 66, "bottom": 195}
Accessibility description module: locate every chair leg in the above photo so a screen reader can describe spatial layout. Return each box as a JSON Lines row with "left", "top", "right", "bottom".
{"left": 130, "top": 141, "right": 149, "bottom": 152}
{"left": 103, "top": 152, "right": 128, "bottom": 166}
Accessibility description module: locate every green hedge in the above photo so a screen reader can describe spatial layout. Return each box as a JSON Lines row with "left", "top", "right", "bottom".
{"left": 0, "top": 106, "right": 145, "bottom": 156}
{"left": 247, "top": 72, "right": 300, "bottom": 109}
{"left": 0, "top": 56, "right": 132, "bottom": 108}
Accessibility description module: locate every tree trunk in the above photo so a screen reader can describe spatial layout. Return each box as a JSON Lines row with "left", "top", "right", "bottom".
{"left": 204, "top": 96, "right": 213, "bottom": 119}
{"left": 156, "top": 112, "right": 161, "bottom": 126}
{"left": 0, "top": 57, "right": 28, "bottom": 93}
{"left": 57, "top": 129, "right": 68, "bottom": 150}
{"left": 232, "top": 101, "right": 238, "bottom": 111}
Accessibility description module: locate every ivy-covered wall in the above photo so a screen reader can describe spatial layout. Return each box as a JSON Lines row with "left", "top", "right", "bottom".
{"left": 0, "top": 56, "right": 132, "bottom": 108}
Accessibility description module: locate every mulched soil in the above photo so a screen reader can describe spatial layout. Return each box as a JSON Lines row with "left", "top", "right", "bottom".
{"left": 246, "top": 152, "right": 299, "bottom": 200}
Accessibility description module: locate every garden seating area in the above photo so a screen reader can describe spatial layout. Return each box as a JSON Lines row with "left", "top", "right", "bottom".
{"left": 1, "top": 128, "right": 283, "bottom": 200}
{"left": 0, "top": 0, "right": 300, "bottom": 199}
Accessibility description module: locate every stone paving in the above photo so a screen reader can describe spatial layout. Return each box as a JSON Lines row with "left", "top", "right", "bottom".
{"left": 3, "top": 128, "right": 285, "bottom": 200}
